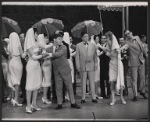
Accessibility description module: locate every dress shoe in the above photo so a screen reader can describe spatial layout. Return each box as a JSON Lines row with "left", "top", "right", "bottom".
{"left": 6, "top": 97, "right": 11, "bottom": 101}
{"left": 71, "top": 103, "right": 81, "bottom": 109}
{"left": 110, "top": 99, "right": 116, "bottom": 106}
{"left": 56, "top": 104, "right": 62, "bottom": 110}
{"left": 26, "top": 107, "right": 32, "bottom": 114}
{"left": 42, "top": 97, "right": 52, "bottom": 104}
{"left": 96, "top": 96, "right": 103, "bottom": 100}
{"left": 92, "top": 99, "right": 98, "bottom": 103}
{"left": 121, "top": 99, "right": 127, "bottom": 105}
{"left": 31, "top": 105, "right": 42, "bottom": 111}
{"left": 81, "top": 100, "right": 85, "bottom": 103}
{"left": 12, "top": 99, "right": 22, "bottom": 107}
{"left": 132, "top": 96, "right": 137, "bottom": 101}
{"left": 140, "top": 92, "right": 147, "bottom": 99}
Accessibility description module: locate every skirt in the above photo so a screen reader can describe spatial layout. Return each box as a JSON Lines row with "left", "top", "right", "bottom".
{"left": 26, "top": 59, "right": 42, "bottom": 91}
{"left": 109, "top": 59, "right": 118, "bottom": 82}
{"left": 41, "top": 59, "right": 52, "bottom": 87}
{"left": 8, "top": 56, "right": 23, "bottom": 89}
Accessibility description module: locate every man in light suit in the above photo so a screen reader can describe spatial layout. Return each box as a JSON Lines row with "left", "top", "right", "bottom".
{"left": 119, "top": 30, "right": 148, "bottom": 101}
{"left": 76, "top": 32, "right": 98, "bottom": 103}
{"left": 48, "top": 33, "right": 81, "bottom": 109}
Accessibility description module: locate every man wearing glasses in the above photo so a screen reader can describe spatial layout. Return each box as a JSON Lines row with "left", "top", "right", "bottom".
{"left": 119, "top": 30, "right": 148, "bottom": 101}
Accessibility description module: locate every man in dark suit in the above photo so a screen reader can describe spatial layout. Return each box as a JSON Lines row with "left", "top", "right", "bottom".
{"left": 48, "top": 33, "right": 81, "bottom": 109}
{"left": 119, "top": 37, "right": 129, "bottom": 96}
{"left": 19, "top": 33, "right": 27, "bottom": 104}
{"left": 99, "top": 35, "right": 110, "bottom": 99}
{"left": 119, "top": 30, "right": 148, "bottom": 101}
{"left": 1, "top": 40, "right": 8, "bottom": 103}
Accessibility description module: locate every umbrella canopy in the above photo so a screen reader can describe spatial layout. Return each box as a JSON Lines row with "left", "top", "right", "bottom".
{"left": 2, "top": 17, "right": 21, "bottom": 38}
{"left": 71, "top": 20, "right": 103, "bottom": 38}
{"left": 32, "top": 18, "right": 64, "bottom": 36}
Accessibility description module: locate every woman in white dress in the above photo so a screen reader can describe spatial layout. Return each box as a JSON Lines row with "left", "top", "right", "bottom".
{"left": 98, "top": 31, "right": 126, "bottom": 105}
{"left": 24, "top": 28, "right": 48, "bottom": 113}
{"left": 37, "top": 33, "right": 53, "bottom": 104}
{"left": 63, "top": 32, "right": 76, "bottom": 101}
{"left": 8, "top": 32, "right": 24, "bottom": 106}
{"left": 91, "top": 35, "right": 103, "bottom": 99}
{"left": 93, "top": 35, "right": 103, "bottom": 99}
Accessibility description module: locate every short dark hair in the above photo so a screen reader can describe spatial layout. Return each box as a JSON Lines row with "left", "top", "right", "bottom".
{"left": 53, "top": 33, "right": 63, "bottom": 39}
{"left": 81, "top": 31, "right": 88, "bottom": 37}
{"left": 140, "top": 34, "right": 146, "bottom": 39}
{"left": 105, "top": 31, "right": 113, "bottom": 40}
{"left": 55, "top": 30, "right": 64, "bottom": 36}
{"left": 93, "top": 35, "right": 99, "bottom": 40}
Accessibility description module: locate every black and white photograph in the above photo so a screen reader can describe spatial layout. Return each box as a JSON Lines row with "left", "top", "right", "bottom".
{"left": 0, "top": 1, "right": 149, "bottom": 121}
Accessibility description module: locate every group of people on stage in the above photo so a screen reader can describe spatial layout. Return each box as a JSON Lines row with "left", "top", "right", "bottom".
{"left": 1, "top": 28, "right": 148, "bottom": 114}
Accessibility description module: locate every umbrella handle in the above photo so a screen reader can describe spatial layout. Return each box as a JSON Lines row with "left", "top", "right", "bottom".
{"left": 44, "top": 25, "right": 49, "bottom": 39}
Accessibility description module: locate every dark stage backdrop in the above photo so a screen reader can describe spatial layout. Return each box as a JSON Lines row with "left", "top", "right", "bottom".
{"left": 2, "top": 6, "right": 147, "bottom": 44}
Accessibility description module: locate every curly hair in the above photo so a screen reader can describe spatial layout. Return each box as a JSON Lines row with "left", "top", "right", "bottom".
{"left": 105, "top": 31, "right": 113, "bottom": 41}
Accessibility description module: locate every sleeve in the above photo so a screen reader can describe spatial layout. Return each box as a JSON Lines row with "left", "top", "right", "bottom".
{"left": 52, "top": 45, "right": 66, "bottom": 58}
{"left": 75, "top": 44, "right": 80, "bottom": 70}
{"left": 94, "top": 45, "right": 98, "bottom": 67}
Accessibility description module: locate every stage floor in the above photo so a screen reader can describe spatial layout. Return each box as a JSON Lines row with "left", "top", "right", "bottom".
{"left": 2, "top": 82, "right": 149, "bottom": 121}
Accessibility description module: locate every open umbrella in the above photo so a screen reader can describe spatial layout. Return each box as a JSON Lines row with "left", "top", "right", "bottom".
{"left": 71, "top": 20, "right": 103, "bottom": 38}
{"left": 32, "top": 18, "right": 64, "bottom": 36}
{"left": 2, "top": 17, "right": 21, "bottom": 38}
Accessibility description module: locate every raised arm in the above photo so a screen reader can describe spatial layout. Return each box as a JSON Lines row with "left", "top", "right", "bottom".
{"left": 52, "top": 45, "right": 66, "bottom": 58}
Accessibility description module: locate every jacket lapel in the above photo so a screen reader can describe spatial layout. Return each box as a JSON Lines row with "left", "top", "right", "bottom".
{"left": 81, "top": 42, "right": 88, "bottom": 54}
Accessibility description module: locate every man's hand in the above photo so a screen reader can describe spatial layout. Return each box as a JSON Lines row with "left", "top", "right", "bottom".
{"left": 48, "top": 53, "right": 53, "bottom": 58}
{"left": 42, "top": 51, "right": 49, "bottom": 58}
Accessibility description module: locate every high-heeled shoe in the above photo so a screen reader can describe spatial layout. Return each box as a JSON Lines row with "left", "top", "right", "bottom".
{"left": 11, "top": 99, "right": 14, "bottom": 105}
{"left": 110, "top": 99, "right": 116, "bottom": 106}
{"left": 31, "top": 105, "right": 42, "bottom": 111}
{"left": 121, "top": 99, "right": 126, "bottom": 105}
{"left": 12, "top": 99, "right": 22, "bottom": 107}
{"left": 26, "top": 107, "right": 32, "bottom": 114}
{"left": 42, "top": 97, "right": 52, "bottom": 104}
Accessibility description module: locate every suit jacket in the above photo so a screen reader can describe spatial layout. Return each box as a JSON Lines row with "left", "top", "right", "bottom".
{"left": 125, "top": 36, "right": 147, "bottom": 67}
{"left": 75, "top": 41, "right": 98, "bottom": 72}
{"left": 99, "top": 43, "right": 110, "bottom": 80}
{"left": 52, "top": 45, "right": 71, "bottom": 75}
